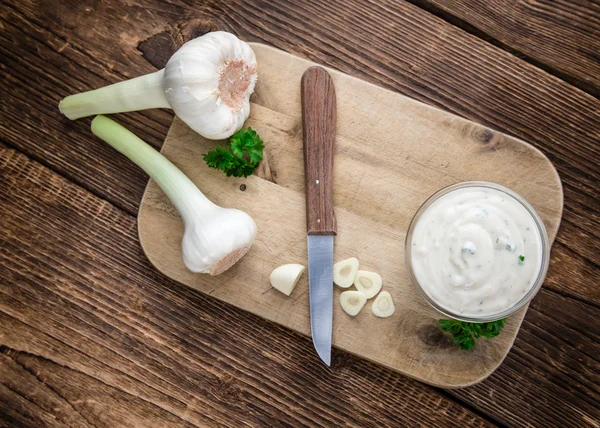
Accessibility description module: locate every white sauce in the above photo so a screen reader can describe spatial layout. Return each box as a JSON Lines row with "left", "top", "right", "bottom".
{"left": 410, "top": 186, "right": 543, "bottom": 317}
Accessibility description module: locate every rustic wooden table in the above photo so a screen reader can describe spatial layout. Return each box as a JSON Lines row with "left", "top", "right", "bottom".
{"left": 1, "top": 0, "right": 598, "bottom": 426}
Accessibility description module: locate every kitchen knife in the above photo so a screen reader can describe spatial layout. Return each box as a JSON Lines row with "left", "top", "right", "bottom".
{"left": 301, "top": 66, "right": 337, "bottom": 366}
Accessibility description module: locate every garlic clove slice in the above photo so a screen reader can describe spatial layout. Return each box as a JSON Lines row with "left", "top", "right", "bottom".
{"left": 340, "top": 291, "right": 367, "bottom": 316}
{"left": 270, "top": 264, "right": 305, "bottom": 296}
{"left": 371, "top": 291, "right": 395, "bottom": 318}
{"left": 333, "top": 258, "right": 359, "bottom": 288}
{"left": 353, "top": 270, "right": 382, "bottom": 299}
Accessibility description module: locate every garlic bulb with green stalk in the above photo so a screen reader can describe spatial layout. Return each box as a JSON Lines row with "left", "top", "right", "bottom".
{"left": 91, "top": 115, "right": 257, "bottom": 275}
{"left": 60, "top": 31, "right": 258, "bottom": 140}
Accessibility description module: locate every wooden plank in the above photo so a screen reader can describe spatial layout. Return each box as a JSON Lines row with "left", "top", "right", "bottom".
{"left": 0, "top": 0, "right": 598, "bottom": 423}
{"left": 0, "top": 347, "right": 198, "bottom": 428}
{"left": 2, "top": 143, "right": 599, "bottom": 426}
{"left": 138, "top": 43, "right": 563, "bottom": 388}
{"left": 0, "top": 146, "right": 496, "bottom": 427}
{"left": 0, "top": 383, "right": 69, "bottom": 428}
{"left": 0, "top": 0, "right": 597, "bottom": 304}
{"left": 546, "top": 242, "right": 600, "bottom": 305}
{"left": 0, "top": 3, "right": 173, "bottom": 214}
{"left": 413, "top": 0, "right": 600, "bottom": 96}
{"left": 451, "top": 290, "right": 600, "bottom": 427}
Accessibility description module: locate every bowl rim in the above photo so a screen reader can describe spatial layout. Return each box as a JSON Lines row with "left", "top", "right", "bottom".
{"left": 404, "top": 180, "right": 550, "bottom": 322}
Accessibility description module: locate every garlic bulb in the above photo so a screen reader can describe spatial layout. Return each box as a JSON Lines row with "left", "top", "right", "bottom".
{"left": 60, "top": 31, "right": 258, "bottom": 140}
{"left": 91, "top": 115, "right": 256, "bottom": 275}
{"left": 181, "top": 206, "right": 257, "bottom": 274}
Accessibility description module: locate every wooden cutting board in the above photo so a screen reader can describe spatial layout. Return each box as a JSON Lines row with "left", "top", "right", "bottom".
{"left": 138, "top": 43, "right": 563, "bottom": 388}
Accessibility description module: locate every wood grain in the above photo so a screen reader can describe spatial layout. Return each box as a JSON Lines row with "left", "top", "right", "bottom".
{"left": 0, "top": 0, "right": 598, "bottom": 425}
{"left": 2, "top": 142, "right": 599, "bottom": 427}
{"left": 302, "top": 67, "right": 338, "bottom": 235}
{"left": 453, "top": 289, "right": 600, "bottom": 426}
{"left": 414, "top": 0, "right": 600, "bottom": 96}
{"left": 0, "top": 0, "right": 596, "bottom": 303}
{"left": 138, "top": 43, "right": 563, "bottom": 388}
{"left": 0, "top": 146, "right": 495, "bottom": 427}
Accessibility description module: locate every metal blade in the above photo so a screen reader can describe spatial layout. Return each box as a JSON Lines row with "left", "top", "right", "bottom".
{"left": 307, "top": 235, "right": 334, "bottom": 366}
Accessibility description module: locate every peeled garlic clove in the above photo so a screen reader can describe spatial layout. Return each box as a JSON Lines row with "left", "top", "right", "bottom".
{"left": 270, "top": 264, "right": 305, "bottom": 296}
{"left": 340, "top": 291, "right": 367, "bottom": 316}
{"left": 372, "top": 291, "right": 395, "bottom": 318}
{"left": 353, "top": 270, "right": 382, "bottom": 299}
{"left": 333, "top": 258, "right": 359, "bottom": 288}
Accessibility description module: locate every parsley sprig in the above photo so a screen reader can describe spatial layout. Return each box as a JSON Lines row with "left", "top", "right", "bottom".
{"left": 203, "top": 127, "right": 264, "bottom": 177}
{"left": 439, "top": 318, "right": 507, "bottom": 350}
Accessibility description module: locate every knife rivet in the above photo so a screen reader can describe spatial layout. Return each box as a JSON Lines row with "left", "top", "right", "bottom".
{"left": 315, "top": 179, "right": 320, "bottom": 184}
{"left": 317, "top": 219, "right": 321, "bottom": 223}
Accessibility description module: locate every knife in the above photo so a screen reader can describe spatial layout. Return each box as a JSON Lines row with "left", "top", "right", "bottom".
{"left": 301, "top": 66, "right": 337, "bottom": 366}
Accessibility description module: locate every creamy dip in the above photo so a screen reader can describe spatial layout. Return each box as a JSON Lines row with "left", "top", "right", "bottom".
{"left": 409, "top": 186, "right": 543, "bottom": 318}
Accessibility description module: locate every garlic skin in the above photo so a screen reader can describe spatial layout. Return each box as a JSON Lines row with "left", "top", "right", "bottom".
{"left": 60, "top": 32, "right": 257, "bottom": 140}
{"left": 163, "top": 32, "right": 257, "bottom": 139}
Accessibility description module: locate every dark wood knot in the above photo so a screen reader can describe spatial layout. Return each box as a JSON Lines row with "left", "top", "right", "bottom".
{"left": 473, "top": 128, "right": 494, "bottom": 144}
{"left": 179, "top": 18, "right": 220, "bottom": 43}
{"left": 417, "top": 324, "right": 454, "bottom": 348}
{"left": 137, "top": 30, "right": 178, "bottom": 69}
{"left": 137, "top": 18, "right": 220, "bottom": 69}
{"left": 471, "top": 126, "right": 502, "bottom": 150}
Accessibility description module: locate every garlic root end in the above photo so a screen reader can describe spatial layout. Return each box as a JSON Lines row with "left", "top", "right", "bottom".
{"left": 209, "top": 245, "right": 252, "bottom": 276}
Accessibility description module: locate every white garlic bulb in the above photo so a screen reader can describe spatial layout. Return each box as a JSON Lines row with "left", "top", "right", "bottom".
{"left": 92, "top": 115, "right": 257, "bottom": 276}
{"left": 162, "top": 32, "right": 257, "bottom": 139}
{"left": 60, "top": 31, "right": 258, "bottom": 140}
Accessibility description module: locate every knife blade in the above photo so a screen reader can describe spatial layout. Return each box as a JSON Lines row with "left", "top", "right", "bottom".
{"left": 301, "top": 66, "right": 337, "bottom": 366}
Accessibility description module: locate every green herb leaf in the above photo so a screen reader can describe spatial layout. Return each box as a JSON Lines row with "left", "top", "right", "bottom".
{"left": 438, "top": 318, "right": 507, "bottom": 350}
{"left": 518, "top": 255, "right": 525, "bottom": 264}
{"left": 203, "top": 127, "right": 264, "bottom": 178}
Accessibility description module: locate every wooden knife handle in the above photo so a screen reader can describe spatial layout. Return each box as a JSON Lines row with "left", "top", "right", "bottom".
{"left": 301, "top": 66, "right": 337, "bottom": 236}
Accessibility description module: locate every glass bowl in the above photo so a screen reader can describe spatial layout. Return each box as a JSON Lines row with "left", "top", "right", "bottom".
{"left": 404, "top": 181, "right": 550, "bottom": 322}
